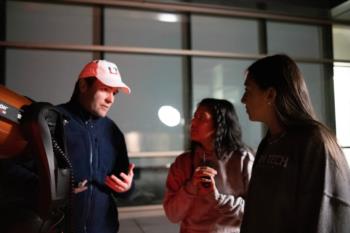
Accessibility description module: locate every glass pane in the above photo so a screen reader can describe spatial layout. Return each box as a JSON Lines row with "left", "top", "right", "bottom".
{"left": 191, "top": 15, "right": 259, "bottom": 54}
{"left": 6, "top": 1, "right": 93, "bottom": 44}
{"left": 333, "top": 25, "right": 350, "bottom": 60}
{"left": 105, "top": 8, "right": 185, "bottom": 49}
{"left": 342, "top": 148, "right": 350, "bottom": 167}
{"left": 118, "top": 156, "right": 175, "bottom": 206}
{"left": 334, "top": 64, "right": 350, "bottom": 146}
{"left": 298, "top": 63, "right": 328, "bottom": 125}
{"left": 105, "top": 53, "right": 185, "bottom": 153}
{"left": 192, "top": 57, "right": 263, "bottom": 150}
{"left": 5, "top": 49, "right": 93, "bottom": 104}
{"left": 267, "top": 22, "right": 323, "bottom": 58}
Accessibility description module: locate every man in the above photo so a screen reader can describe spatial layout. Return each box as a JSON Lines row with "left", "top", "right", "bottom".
{"left": 57, "top": 60, "right": 135, "bottom": 233}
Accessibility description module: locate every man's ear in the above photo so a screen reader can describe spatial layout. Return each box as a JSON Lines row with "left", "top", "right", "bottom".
{"left": 78, "top": 79, "right": 88, "bottom": 93}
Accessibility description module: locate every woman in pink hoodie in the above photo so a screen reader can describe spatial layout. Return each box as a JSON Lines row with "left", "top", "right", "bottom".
{"left": 163, "top": 98, "right": 254, "bottom": 233}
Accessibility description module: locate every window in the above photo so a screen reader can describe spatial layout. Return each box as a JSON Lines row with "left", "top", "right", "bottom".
{"left": 5, "top": 49, "right": 92, "bottom": 104}
{"left": 105, "top": 8, "right": 185, "bottom": 49}
{"left": 192, "top": 57, "right": 262, "bottom": 148}
{"left": 105, "top": 53, "right": 186, "bottom": 205}
{"left": 298, "top": 63, "right": 328, "bottom": 124}
{"left": 267, "top": 21, "right": 324, "bottom": 58}
{"left": 191, "top": 15, "right": 259, "bottom": 54}
{"left": 105, "top": 53, "right": 186, "bottom": 153}
{"left": 333, "top": 64, "right": 350, "bottom": 165}
{"left": 333, "top": 25, "right": 350, "bottom": 60}
{"left": 3, "top": 0, "right": 343, "bottom": 208}
{"left": 7, "top": 1, "right": 93, "bottom": 44}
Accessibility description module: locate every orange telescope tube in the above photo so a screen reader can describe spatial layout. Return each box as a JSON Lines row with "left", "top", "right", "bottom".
{"left": 0, "top": 85, "right": 32, "bottom": 158}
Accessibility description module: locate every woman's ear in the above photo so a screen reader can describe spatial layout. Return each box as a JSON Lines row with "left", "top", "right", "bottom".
{"left": 266, "top": 87, "right": 277, "bottom": 105}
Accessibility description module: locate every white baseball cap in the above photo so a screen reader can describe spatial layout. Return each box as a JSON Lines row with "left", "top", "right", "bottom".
{"left": 79, "top": 60, "right": 131, "bottom": 94}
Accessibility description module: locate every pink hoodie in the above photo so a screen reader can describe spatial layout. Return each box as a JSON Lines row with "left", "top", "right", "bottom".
{"left": 163, "top": 147, "right": 254, "bottom": 233}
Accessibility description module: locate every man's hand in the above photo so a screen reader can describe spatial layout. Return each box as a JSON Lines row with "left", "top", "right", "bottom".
{"left": 105, "top": 163, "right": 135, "bottom": 193}
{"left": 74, "top": 179, "right": 88, "bottom": 194}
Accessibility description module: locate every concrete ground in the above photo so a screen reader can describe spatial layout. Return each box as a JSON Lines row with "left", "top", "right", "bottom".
{"left": 119, "top": 215, "right": 179, "bottom": 233}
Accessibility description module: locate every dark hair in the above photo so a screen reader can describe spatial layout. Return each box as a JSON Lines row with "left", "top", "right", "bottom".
{"left": 70, "top": 77, "right": 96, "bottom": 102}
{"left": 192, "top": 98, "right": 246, "bottom": 160}
{"left": 247, "top": 54, "right": 344, "bottom": 165}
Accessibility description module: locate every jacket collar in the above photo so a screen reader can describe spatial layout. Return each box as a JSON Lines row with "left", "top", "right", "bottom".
{"left": 66, "top": 100, "right": 100, "bottom": 123}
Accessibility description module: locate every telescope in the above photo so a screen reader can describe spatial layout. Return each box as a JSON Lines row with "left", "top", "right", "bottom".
{"left": 0, "top": 85, "right": 71, "bottom": 233}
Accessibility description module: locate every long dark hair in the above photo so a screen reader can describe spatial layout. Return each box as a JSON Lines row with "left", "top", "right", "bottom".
{"left": 247, "top": 54, "right": 344, "bottom": 165}
{"left": 192, "top": 98, "right": 246, "bottom": 160}
{"left": 247, "top": 54, "right": 316, "bottom": 127}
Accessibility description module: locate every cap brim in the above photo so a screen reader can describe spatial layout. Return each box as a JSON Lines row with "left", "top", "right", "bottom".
{"left": 99, "top": 78, "right": 131, "bottom": 94}
{"left": 118, "top": 85, "right": 131, "bottom": 94}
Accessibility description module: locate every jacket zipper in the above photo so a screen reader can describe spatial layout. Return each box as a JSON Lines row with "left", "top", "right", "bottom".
{"left": 84, "top": 120, "right": 94, "bottom": 232}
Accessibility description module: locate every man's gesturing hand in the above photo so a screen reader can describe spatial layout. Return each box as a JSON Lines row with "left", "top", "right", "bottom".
{"left": 105, "top": 163, "right": 135, "bottom": 193}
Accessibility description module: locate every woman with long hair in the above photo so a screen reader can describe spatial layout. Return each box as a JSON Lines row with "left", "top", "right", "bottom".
{"left": 163, "top": 98, "right": 254, "bottom": 233}
{"left": 240, "top": 54, "right": 350, "bottom": 233}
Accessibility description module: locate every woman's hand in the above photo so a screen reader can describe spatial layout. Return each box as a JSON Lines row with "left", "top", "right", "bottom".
{"left": 192, "top": 166, "right": 217, "bottom": 195}
{"left": 105, "top": 163, "right": 135, "bottom": 193}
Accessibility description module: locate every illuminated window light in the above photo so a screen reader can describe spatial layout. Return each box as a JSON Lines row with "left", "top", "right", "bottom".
{"left": 158, "top": 105, "right": 181, "bottom": 127}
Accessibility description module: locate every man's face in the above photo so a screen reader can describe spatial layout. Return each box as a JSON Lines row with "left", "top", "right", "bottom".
{"left": 80, "top": 79, "right": 118, "bottom": 117}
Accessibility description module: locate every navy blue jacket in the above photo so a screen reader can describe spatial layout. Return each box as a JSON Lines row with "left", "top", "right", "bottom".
{"left": 57, "top": 101, "right": 133, "bottom": 233}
